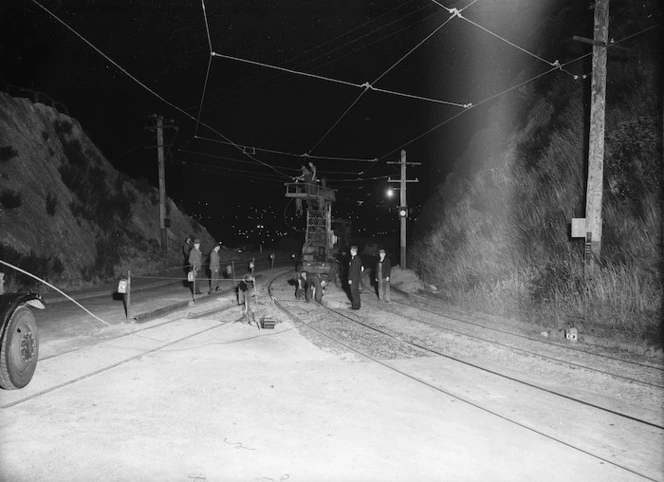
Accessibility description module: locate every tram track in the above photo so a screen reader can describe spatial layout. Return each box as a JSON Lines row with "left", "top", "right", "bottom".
{"left": 268, "top": 271, "right": 664, "bottom": 481}
{"left": 398, "top": 288, "right": 664, "bottom": 373}
{"left": 1, "top": 297, "right": 244, "bottom": 409}
{"left": 375, "top": 297, "right": 664, "bottom": 390}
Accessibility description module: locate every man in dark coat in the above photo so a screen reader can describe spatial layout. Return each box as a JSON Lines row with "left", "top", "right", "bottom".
{"left": 188, "top": 238, "right": 203, "bottom": 295}
{"left": 208, "top": 243, "right": 221, "bottom": 294}
{"left": 375, "top": 248, "right": 391, "bottom": 302}
{"left": 347, "top": 245, "right": 363, "bottom": 310}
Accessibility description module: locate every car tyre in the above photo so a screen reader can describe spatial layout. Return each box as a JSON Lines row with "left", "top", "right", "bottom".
{"left": 0, "top": 306, "right": 39, "bottom": 390}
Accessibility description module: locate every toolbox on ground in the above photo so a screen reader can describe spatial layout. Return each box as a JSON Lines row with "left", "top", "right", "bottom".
{"left": 260, "top": 317, "right": 277, "bottom": 329}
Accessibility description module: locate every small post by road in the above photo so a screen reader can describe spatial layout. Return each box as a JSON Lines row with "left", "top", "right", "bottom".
{"left": 126, "top": 270, "right": 131, "bottom": 321}
{"left": 269, "top": 253, "right": 275, "bottom": 269}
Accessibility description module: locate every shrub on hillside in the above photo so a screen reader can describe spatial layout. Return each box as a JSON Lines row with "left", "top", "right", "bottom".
{"left": 54, "top": 119, "right": 73, "bottom": 135}
{"left": 0, "top": 243, "right": 64, "bottom": 291}
{"left": 0, "top": 145, "right": 18, "bottom": 162}
{"left": 46, "top": 192, "right": 57, "bottom": 215}
{"left": 0, "top": 189, "right": 22, "bottom": 209}
{"left": 59, "top": 139, "right": 134, "bottom": 229}
{"left": 134, "top": 176, "right": 152, "bottom": 195}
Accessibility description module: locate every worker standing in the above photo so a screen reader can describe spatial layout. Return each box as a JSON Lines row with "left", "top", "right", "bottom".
{"left": 209, "top": 243, "right": 221, "bottom": 294}
{"left": 188, "top": 238, "right": 203, "bottom": 296}
{"left": 375, "top": 248, "right": 391, "bottom": 302}
{"left": 348, "top": 245, "right": 362, "bottom": 310}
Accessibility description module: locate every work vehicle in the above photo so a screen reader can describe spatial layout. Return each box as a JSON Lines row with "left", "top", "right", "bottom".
{"left": 0, "top": 273, "right": 44, "bottom": 390}
{"left": 285, "top": 180, "right": 342, "bottom": 302}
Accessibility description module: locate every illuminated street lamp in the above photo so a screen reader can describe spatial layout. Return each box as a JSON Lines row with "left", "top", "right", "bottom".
{"left": 386, "top": 188, "right": 395, "bottom": 198}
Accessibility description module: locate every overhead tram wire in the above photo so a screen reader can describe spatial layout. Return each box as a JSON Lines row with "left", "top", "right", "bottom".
{"left": 202, "top": 8, "right": 468, "bottom": 165}
{"left": 195, "top": 136, "right": 378, "bottom": 163}
{"left": 176, "top": 149, "right": 301, "bottom": 172}
{"left": 30, "top": 0, "right": 293, "bottom": 181}
{"left": 307, "top": 7, "right": 464, "bottom": 156}
{"left": 369, "top": 19, "right": 664, "bottom": 170}
{"left": 208, "top": 52, "right": 470, "bottom": 109}
{"left": 185, "top": 0, "right": 430, "bottom": 111}
{"left": 194, "top": 55, "right": 213, "bottom": 138}
{"left": 429, "top": 0, "right": 579, "bottom": 78}
{"left": 358, "top": 22, "right": 663, "bottom": 181}
{"left": 182, "top": 160, "right": 287, "bottom": 185}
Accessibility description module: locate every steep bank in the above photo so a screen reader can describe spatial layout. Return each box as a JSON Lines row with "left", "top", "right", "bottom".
{"left": 0, "top": 92, "right": 215, "bottom": 291}
{"left": 410, "top": 3, "right": 662, "bottom": 336}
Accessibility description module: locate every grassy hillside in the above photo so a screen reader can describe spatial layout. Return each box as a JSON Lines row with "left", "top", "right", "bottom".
{"left": 0, "top": 92, "right": 215, "bottom": 291}
{"left": 411, "top": 9, "right": 662, "bottom": 338}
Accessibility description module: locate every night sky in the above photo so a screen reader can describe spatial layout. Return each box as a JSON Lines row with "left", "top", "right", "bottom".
{"left": 3, "top": 0, "right": 655, "bottom": 247}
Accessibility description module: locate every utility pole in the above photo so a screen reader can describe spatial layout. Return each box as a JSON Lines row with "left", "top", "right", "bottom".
{"left": 146, "top": 114, "right": 177, "bottom": 250}
{"left": 156, "top": 115, "right": 167, "bottom": 249}
{"left": 388, "top": 149, "right": 420, "bottom": 269}
{"left": 584, "top": 0, "right": 610, "bottom": 275}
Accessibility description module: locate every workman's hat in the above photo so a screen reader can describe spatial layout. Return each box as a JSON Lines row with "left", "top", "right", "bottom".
{"left": 350, "top": 245, "right": 358, "bottom": 251}
{"left": 193, "top": 238, "right": 201, "bottom": 244}
{"left": 379, "top": 248, "right": 386, "bottom": 254}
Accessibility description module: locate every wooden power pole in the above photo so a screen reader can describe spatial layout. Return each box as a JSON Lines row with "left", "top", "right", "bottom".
{"left": 146, "top": 114, "right": 176, "bottom": 250}
{"left": 388, "top": 149, "right": 420, "bottom": 269}
{"left": 584, "top": 0, "right": 610, "bottom": 275}
{"left": 156, "top": 115, "right": 167, "bottom": 249}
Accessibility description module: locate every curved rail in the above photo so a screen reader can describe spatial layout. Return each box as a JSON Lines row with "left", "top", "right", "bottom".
{"left": 267, "top": 271, "right": 661, "bottom": 480}
{"left": 398, "top": 288, "right": 664, "bottom": 372}
{"left": 379, "top": 298, "right": 664, "bottom": 389}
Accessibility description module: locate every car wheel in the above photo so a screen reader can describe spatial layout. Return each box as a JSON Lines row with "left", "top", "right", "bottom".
{"left": 0, "top": 305, "right": 39, "bottom": 390}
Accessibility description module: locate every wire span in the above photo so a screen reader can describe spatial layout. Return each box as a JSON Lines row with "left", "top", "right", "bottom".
{"left": 195, "top": 136, "right": 378, "bottom": 162}
{"left": 30, "top": 0, "right": 293, "bottom": 180}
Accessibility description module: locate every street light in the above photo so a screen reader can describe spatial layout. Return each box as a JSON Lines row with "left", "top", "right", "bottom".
{"left": 386, "top": 188, "right": 394, "bottom": 198}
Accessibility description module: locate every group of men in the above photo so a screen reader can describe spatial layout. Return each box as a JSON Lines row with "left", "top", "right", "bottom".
{"left": 182, "top": 236, "right": 222, "bottom": 295}
{"left": 347, "top": 245, "right": 391, "bottom": 310}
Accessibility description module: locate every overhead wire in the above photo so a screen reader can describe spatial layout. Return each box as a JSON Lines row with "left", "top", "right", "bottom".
{"left": 355, "top": 21, "right": 664, "bottom": 180}
{"left": 30, "top": 0, "right": 294, "bottom": 181}
{"left": 177, "top": 149, "right": 300, "bottom": 172}
{"left": 195, "top": 135, "right": 378, "bottom": 162}
{"left": 187, "top": 0, "right": 429, "bottom": 111}
{"left": 200, "top": 0, "right": 213, "bottom": 52}
{"left": 194, "top": 55, "right": 213, "bottom": 138}
{"left": 208, "top": 52, "right": 470, "bottom": 108}
{"left": 306, "top": 6, "right": 463, "bottom": 156}
{"left": 194, "top": 3, "right": 465, "bottom": 167}
{"left": 429, "top": 0, "right": 579, "bottom": 78}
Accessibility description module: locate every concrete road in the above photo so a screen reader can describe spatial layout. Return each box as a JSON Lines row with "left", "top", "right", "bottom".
{"left": 0, "top": 275, "right": 655, "bottom": 481}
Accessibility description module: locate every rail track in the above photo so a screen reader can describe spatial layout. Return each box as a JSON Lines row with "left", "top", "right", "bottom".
{"left": 396, "top": 288, "right": 664, "bottom": 372}
{"left": 375, "top": 297, "right": 664, "bottom": 390}
{"left": 0, "top": 298, "right": 245, "bottom": 409}
{"left": 268, "top": 271, "right": 664, "bottom": 482}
